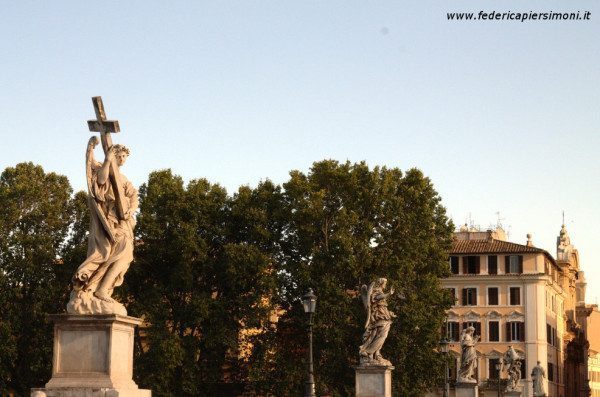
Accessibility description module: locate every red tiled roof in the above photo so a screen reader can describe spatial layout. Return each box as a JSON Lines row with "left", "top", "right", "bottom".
{"left": 450, "top": 239, "right": 546, "bottom": 255}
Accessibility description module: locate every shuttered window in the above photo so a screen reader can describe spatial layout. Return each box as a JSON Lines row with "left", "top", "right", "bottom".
{"left": 509, "top": 287, "right": 521, "bottom": 305}
{"left": 462, "top": 288, "right": 477, "bottom": 305}
{"left": 447, "top": 321, "right": 460, "bottom": 342}
{"left": 450, "top": 256, "right": 459, "bottom": 274}
{"left": 463, "top": 256, "right": 481, "bottom": 274}
{"left": 488, "top": 287, "right": 499, "bottom": 305}
{"left": 489, "top": 358, "right": 500, "bottom": 379}
{"left": 488, "top": 321, "right": 499, "bottom": 342}
{"left": 505, "top": 255, "right": 523, "bottom": 274}
{"left": 506, "top": 321, "right": 525, "bottom": 342}
{"left": 488, "top": 255, "right": 498, "bottom": 274}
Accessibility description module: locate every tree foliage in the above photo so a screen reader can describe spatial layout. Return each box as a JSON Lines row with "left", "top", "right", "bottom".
{"left": 124, "top": 170, "right": 282, "bottom": 396}
{"left": 0, "top": 163, "right": 84, "bottom": 395}
{"left": 255, "top": 160, "right": 454, "bottom": 396}
{"left": 0, "top": 160, "right": 453, "bottom": 397}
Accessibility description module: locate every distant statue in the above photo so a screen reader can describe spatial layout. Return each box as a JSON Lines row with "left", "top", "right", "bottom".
{"left": 359, "top": 278, "right": 399, "bottom": 366}
{"left": 67, "top": 137, "right": 138, "bottom": 315}
{"left": 531, "top": 361, "right": 546, "bottom": 396}
{"left": 502, "top": 346, "right": 522, "bottom": 390}
{"left": 458, "top": 326, "right": 479, "bottom": 383}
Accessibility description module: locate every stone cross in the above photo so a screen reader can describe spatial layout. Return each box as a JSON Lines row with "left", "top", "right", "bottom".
{"left": 87, "top": 96, "right": 127, "bottom": 220}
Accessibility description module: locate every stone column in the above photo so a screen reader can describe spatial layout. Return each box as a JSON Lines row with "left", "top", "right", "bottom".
{"left": 355, "top": 365, "right": 393, "bottom": 397}
{"left": 455, "top": 381, "right": 479, "bottom": 397}
{"left": 31, "top": 314, "right": 151, "bottom": 397}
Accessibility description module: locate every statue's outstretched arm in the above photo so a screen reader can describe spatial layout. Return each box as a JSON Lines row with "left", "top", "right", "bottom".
{"left": 97, "top": 147, "right": 116, "bottom": 186}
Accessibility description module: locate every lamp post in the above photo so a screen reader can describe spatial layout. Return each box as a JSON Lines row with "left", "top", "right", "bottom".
{"left": 302, "top": 288, "right": 317, "bottom": 397}
{"left": 495, "top": 361, "right": 502, "bottom": 397}
{"left": 439, "top": 337, "right": 450, "bottom": 397}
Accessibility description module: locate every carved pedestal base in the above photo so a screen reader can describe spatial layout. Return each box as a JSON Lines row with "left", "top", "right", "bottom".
{"left": 354, "top": 365, "right": 393, "bottom": 397}
{"left": 30, "top": 315, "right": 151, "bottom": 397}
{"left": 455, "top": 382, "right": 479, "bottom": 397}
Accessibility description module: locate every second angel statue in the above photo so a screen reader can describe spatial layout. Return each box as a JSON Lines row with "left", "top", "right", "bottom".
{"left": 359, "top": 278, "right": 401, "bottom": 366}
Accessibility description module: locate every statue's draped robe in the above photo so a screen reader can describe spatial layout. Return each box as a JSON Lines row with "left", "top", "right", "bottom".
{"left": 360, "top": 288, "right": 393, "bottom": 357}
{"left": 459, "top": 333, "right": 477, "bottom": 380}
{"left": 74, "top": 161, "right": 138, "bottom": 294}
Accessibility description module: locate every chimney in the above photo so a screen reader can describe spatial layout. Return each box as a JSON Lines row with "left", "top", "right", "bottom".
{"left": 526, "top": 233, "right": 533, "bottom": 247}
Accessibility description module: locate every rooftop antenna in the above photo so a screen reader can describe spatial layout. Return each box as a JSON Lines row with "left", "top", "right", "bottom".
{"left": 562, "top": 210, "right": 565, "bottom": 226}
{"left": 495, "top": 211, "right": 505, "bottom": 229}
{"left": 507, "top": 225, "right": 512, "bottom": 240}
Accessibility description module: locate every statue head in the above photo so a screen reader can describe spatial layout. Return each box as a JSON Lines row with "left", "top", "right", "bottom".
{"left": 377, "top": 278, "right": 387, "bottom": 288}
{"left": 112, "top": 144, "right": 130, "bottom": 166}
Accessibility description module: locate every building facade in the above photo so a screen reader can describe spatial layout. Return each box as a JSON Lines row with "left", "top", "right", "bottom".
{"left": 439, "top": 224, "right": 593, "bottom": 397}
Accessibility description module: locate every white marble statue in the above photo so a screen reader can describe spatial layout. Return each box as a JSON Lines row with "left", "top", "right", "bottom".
{"left": 67, "top": 137, "right": 138, "bottom": 315}
{"left": 502, "top": 345, "right": 522, "bottom": 390}
{"left": 359, "top": 278, "right": 398, "bottom": 366}
{"left": 531, "top": 361, "right": 546, "bottom": 396}
{"left": 458, "top": 326, "right": 479, "bottom": 383}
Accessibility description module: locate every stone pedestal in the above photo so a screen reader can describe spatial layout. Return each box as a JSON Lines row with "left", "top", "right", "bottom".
{"left": 505, "top": 390, "right": 522, "bottom": 397}
{"left": 354, "top": 365, "right": 393, "bottom": 397}
{"left": 455, "top": 381, "right": 479, "bottom": 397}
{"left": 31, "top": 314, "right": 151, "bottom": 397}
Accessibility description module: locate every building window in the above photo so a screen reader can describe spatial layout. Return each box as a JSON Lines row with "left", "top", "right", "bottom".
{"left": 447, "top": 321, "right": 460, "bottom": 342}
{"left": 547, "top": 324, "right": 552, "bottom": 344}
{"left": 488, "top": 287, "right": 499, "bottom": 305}
{"left": 463, "top": 256, "right": 480, "bottom": 274}
{"left": 505, "top": 255, "right": 523, "bottom": 274}
{"left": 446, "top": 288, "right": 457, "bottom": 305}
{"left": 488, "top": 255, "right": 498, "bottom": 275}
{"left": 462, "top": 288, "right": 477, "bottom": 306}
{"left": 519, "top": 359, "right": 527, "bottom": 379}
{"left": 450, "top": 256, "right": 459, "bottom": 274}
{"left": 548, "top": 362, "right": 554, "bottom": 382}
{"left": 506, "top": 321, "right": 525, "bottom": 342}
{"left": 489, "top": 358, "right": 500, "bottom": 379}
{"left": 509, "top": 287, "right": 521, "bottom": 305}
{"left": 488, "top": 321, "right": 500, "bottom": 342}
{"left": 465, "top": 321, "right": 481, "bottom": 338}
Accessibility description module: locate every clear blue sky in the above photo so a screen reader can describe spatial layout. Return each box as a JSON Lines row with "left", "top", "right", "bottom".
{"left": 1, "top": 1, "right": 599, "bottom": 301}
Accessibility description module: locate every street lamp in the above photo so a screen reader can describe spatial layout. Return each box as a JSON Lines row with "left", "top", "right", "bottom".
{"left": 302, "top": 288, "right": 317, "bottom": 397}
{"left": 495, "top": 361, "right": 502, "bottom": 397}
{"left": 439, "top": 337, "right": 450, "bottom": 397}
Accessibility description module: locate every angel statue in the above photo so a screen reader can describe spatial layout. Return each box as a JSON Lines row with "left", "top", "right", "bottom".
{"left": 66, "top": 136, "right": 138, "bottom": 315}
{"left": 359, "top": 277, "right": 400, "bottom": 366}
{"left": 502, "top": 345, "right": 522, "bottom": 390}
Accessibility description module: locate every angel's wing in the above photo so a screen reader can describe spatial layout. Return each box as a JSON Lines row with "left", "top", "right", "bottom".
{"left": 86, "top": 136, "right": 115, "bottom": 242}
{"left": 361, "top": 282, "right": 374, "bottom": 329}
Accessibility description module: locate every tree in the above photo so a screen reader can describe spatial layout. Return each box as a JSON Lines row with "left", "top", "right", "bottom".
{"left": 0, "top": 163, "right": 80, "bottom": 395}
{"left": 125, "top": 170, "right": 281, "bottom": 396}
{"left": 261, "top": 160, "right": 454, "bottom": 396}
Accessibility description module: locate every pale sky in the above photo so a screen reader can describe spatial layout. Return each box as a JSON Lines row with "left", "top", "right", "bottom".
{"left": 1, "top": 1, "right": 599, "bottom": 301}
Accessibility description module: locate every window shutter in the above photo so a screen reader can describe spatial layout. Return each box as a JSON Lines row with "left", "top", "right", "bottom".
{"left": 505, "top": 256, "right": 510, "bottom": 273}
{"left": 475, "top": 322, "right": 481, "bottom": 338}
{"left": 453, "top": 323, "right": 459, "bottom": 341}
{"left": 506, "top": 322, "right": 511, "bottom": 342}
{"left": 462, "top": 256, "right": 467, "bottom": 274}
{"left": 475, "top": 257, "right": 480, "bottom": 274}
{"left": 519, "top": 322, "right": 525, "bottom": 341}
{"left": 518, "top": 255, "right": 523, "bottom": 274}
{"left": 521, "top": 360, "right": 527, "bottom": 379}
{"left": 462, "top": 288, "right": 467, "bottom": 306}
{"left": 473, "top": 290, "right": 477, "bottom": 305}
